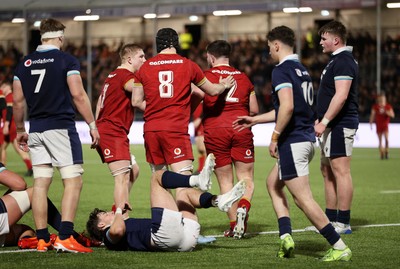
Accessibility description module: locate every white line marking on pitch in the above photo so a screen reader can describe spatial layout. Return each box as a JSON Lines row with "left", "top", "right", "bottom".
{"left": 207, "top": 222, "right": 400, "bottom": 238}
{"left": 380, "top": 190, "right": 400, "bottom": 194}
{"left": 0, "top": 249, "right": 37, "bottom": 254}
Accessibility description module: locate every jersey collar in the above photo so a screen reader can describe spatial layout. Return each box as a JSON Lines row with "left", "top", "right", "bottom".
{"left": 36, "top": 44, "right": 60, "bottom": 52}
{"left": 332, "top": 46, "right": 353, "bottom": 55}
{"left": 277, "top": 54, "right": 299, "bottom": 66}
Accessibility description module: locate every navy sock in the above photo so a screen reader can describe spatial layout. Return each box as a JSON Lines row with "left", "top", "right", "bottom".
{"left": 337, "top": 210, "right": 351, "bottom": 225}
{"left": 36, "top": 228, "right": 50, "bottom": 242}
{"left": 199, "top": 192, "right": 214, "bottom": 208}
{"left": 320, "top": 223, "right": 340, "bottom": 246}
{"left": 325, "top": 208, "right": 338, "bottom": 222}
{"left": 161, "top": 171, "right": 191, "bottom": 189}
{"left": 278, "top": 217, "right": 292, "bottom": 237}
{"left": 59, "top": 221, "right": 74, "bottom": 240}
{"left": 47, "top": 198, "right": 62, "bottom": 231}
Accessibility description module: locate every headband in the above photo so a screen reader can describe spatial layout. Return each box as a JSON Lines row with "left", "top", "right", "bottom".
{"left": 41, "top": 30, "right": 64, "bottom": 39}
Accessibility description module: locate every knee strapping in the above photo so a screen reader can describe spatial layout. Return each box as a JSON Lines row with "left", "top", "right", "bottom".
{"left": 177, "top": 165, "right": 193, "bottom": 174}
{"left": 58, "top": 165, "right": 84, "bottom": 179}
{"left": 32, "top": 166, "right": 54, "bottom": 178}
{"left": 8, "top": 190, "right": 31, "bottom": 215}
{"left": 111, "top": 165, "right": 132, "bottom": 177}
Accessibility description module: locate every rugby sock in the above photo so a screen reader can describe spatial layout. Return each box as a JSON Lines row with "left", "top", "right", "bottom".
{"left": 161, "top": 171, "right": 191, "bottom": 188}
{"left": 46, "top": 198, "right": 80, "bottom": 238}
{"left": 23, "top": 158, "right": 32, "bottom": 170}
{"left": 238, "top": 197, "right": 251, "bottom": 212}
{"left": 58, "top": 221, "right": 74, "bottom": 240}
{"left": 229, "top": 220, "right": 236, "bottom": 230}
{"left": 325, "top": 208, "right": 338, "bottom": 222}
{"left": 278, "top": 216, "right": 292, "bottom": 237}
{"left": 337, "top": 210, "right": 351, "bottom": 225}
{"left": 320, "top": 223, "right": 341, "bottom": 246}
{"left": 36, "top": 228, "right": 50, "bottom": 242}
{"left": 198, "top": 155, "right": 205, "bottom": 171}
{"left": 47, "top": 198, "right": 61, "bottom": 231}
{"left": 199, "top": 192, "right": 214, "bottom": 208}
{"left": 332, "top": 238, "right": 347, "bottom": 250}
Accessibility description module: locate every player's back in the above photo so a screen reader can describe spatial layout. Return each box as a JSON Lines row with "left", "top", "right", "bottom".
{"left": 14, "top": 47, "right": 79, "bottom": 132}
{"left": 97, "top": 68, "right": 135, "bottom": 132}
{"left": 135, "top": 53, "right": 205, "bottom": 132}
{"left": 203, "top": 65, "right": 253, "bottom": 129}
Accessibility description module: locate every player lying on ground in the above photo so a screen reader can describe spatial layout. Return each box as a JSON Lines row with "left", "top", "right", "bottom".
{"left": 87, "top": 154, "right": 247, "bottom": 251}
{"left": 0, "top": 162, "right": 100, "bottom": 248}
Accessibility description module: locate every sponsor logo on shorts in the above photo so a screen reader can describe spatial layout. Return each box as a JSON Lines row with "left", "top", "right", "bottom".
{"left": 173, "top": 148, "right": 184, "bottom": 159}
{"left": 104, "top": 148, "right": 114, "bottom": 159}
{"left": 244, "top": 149, "right": 253, "bottom": 159}
{"left": 174, "top": 148, "right": 181, "bottom": 155}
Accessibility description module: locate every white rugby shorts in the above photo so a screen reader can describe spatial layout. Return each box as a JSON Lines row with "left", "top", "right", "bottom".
{"left": 151, "top": 208, "right": 200, "bottom": 252}
{"left": 320, "top": 127, "right": 357, "bottom": 158}
{"left": 278, "top": 141, "right": 315, "bottom": 180}
{"left": 28, "top": 129, "right": 83, "bottom": 166}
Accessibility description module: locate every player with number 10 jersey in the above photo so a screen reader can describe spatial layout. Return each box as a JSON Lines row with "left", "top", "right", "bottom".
{"left": 271, "top": 58, "right": 316, "bottom": 145}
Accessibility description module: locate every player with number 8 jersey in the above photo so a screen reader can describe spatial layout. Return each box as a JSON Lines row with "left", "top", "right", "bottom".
{"left": 132, "top": 28, "right": 234, "bottom": 170}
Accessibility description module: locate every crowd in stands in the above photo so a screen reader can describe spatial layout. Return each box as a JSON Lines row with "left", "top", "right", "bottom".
{"left": 1, "top": 30, "right": 399, "bottom": 122}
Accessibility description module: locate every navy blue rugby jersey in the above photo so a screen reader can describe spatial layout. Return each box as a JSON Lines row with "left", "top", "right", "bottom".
{"left": 271, "top": 55, "right": 316, "bottom": 145}
{"left": 317, "top": 47, "right": 359, "bottom": 129}
{"left": 104, "top": 218, "right": 153, "bottom": 251}
{"left": 14, "top": 45, "right": 80, "bottom": 132}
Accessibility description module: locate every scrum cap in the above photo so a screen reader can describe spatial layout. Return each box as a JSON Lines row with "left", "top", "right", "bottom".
{"left": 156, "top": 28, "right": 179, "bottom": 53}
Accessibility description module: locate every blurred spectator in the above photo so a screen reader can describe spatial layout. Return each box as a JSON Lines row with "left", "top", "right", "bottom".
{"left": 1, "top": 31, "right": 399, "bottom": 122}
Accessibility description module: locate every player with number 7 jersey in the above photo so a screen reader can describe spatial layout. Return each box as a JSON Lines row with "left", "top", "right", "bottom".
{"left": 12, "top": 18, "right": 99, "bottom": 253}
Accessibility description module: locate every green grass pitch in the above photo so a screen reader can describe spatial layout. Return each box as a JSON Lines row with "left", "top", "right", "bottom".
{"left": 1, "top": 145, "right": 399, "bottom": 269}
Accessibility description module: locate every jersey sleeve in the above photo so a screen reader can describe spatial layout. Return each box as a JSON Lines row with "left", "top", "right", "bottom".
{"left": 65, "top": 54, "right": 81, "bottom": 76}
{"left": 332, "top": 56, "right": 356, "bottom": 81}
{"left": 132, "top": 72, "right": 142, "bottom": 87}
{"left": 122, "top": 72, "right": 136, "bottom": 90}
{"left": 190, "top": 61, "right": 206, "bottom": 87}
{"left": 272, "top": 67, "right": 293, "bottom": 92}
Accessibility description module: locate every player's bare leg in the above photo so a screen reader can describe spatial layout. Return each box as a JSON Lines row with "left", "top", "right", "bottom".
{"left": 109, "top": 160, "right": 131, "bottom": 209}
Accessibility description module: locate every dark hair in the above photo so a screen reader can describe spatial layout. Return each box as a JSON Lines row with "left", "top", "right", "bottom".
{"left": 86, "top": 208, "right": 106, "bottom": 241}
{"left": 119, "top": 43, "right": 142, "bottom": 61}
{"left": 206, "top": 40, "right": 231, "bottom": 58}
{"left": 156, "top": 28, "right": 180, "bottom": 53}
{"left": 39, "top": 18, "right": 65, "bottom": 35}
{"left": 266, "top": 26, "right": 295, "bottom": 47}
{"left": 318, "top": 20, "right": 347, "bottom": 43}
